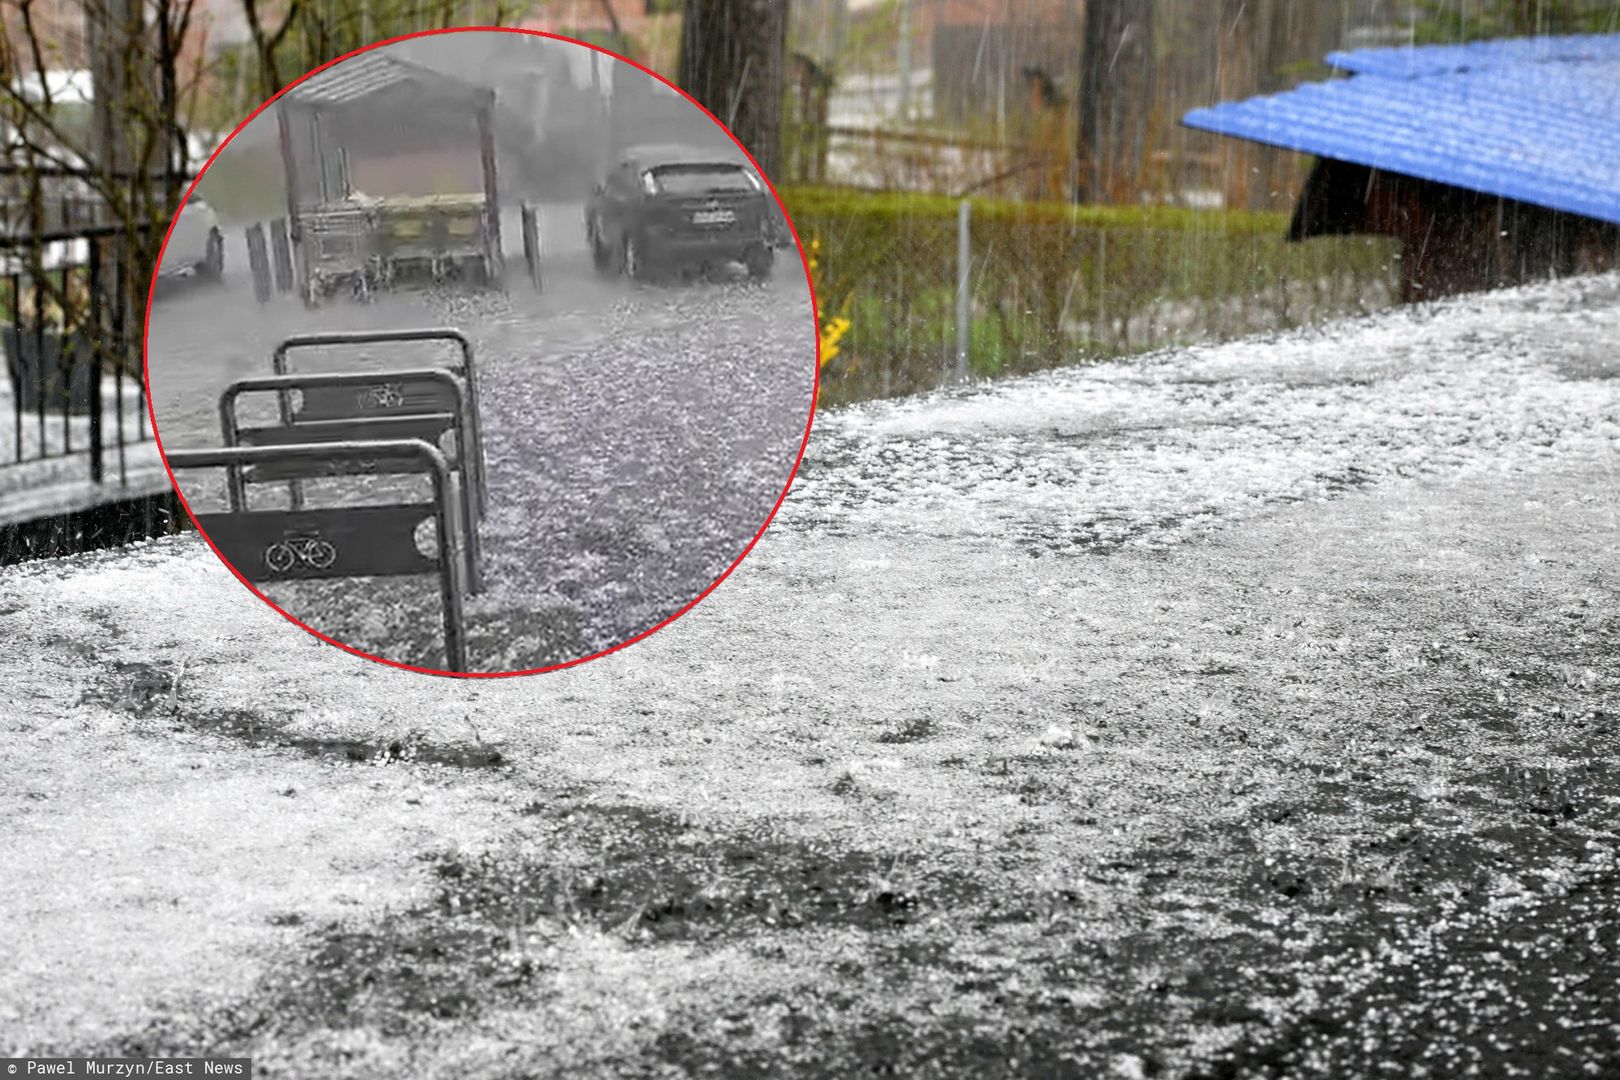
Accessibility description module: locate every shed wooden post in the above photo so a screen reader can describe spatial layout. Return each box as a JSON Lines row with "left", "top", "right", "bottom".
{"left": 277, "top": 107, "right": 305, "bottom": 297}
{"left": 478, "top": 92, "right": 502, "bottom": 277}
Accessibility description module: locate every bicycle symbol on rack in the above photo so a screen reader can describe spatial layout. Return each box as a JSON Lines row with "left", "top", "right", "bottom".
{"left": 355, "top": 382, "right": 406, "bottom": 410}
{"left": 263, "top": 533, "right": 340, "bottom": 574}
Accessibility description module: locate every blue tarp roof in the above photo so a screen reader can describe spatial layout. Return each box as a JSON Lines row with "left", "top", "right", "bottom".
{"left": 1182, "top": 34, "right": 1620, "bottom": 226}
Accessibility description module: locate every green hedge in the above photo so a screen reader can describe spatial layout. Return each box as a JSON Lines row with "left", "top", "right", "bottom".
{"left": 784, "top": 186, "right": 1297, "bottom": 234}
{"left": 780, "top": 185, "right": 1399, "bottom": 407}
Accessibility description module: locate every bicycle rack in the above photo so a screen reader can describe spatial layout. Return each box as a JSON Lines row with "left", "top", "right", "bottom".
{"left": 166, "top": 439, "right": 470, "bottom": 673}
{"left": 218, "top": 368, "right": 484, "bottom": 594}
{"left": 271, "top": 327, "right": 487, "bottom": 515}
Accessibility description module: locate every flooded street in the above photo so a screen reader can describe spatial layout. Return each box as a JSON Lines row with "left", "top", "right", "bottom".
{"left": 146, "top": 202, "right": 818, "bottom": 670}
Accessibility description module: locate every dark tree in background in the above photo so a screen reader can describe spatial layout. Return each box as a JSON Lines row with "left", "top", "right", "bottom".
{"left": 1074, "top": 0, "right": 1154, "bottom": 204}
{"left": 678, "top": 0, "right": 789, "bottom": 182}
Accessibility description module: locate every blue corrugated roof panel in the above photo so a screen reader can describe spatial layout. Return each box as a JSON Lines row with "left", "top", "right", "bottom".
{"left": 1182, "top": 34, "right": 1620, "bottom": 227}
{"left": 1326, "top": 33, "right": 1620, "bottom": 78}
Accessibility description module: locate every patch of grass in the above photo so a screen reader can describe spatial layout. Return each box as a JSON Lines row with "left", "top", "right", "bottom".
{"left": 84, "top": 659, "right": 508, "bottom": 768}
{"left": 875, "top": 716, "right": 937, "bottom": 744}
{"left": 436, "top": 805, "right": 972, "bottom": 941}
{"left": 91, "top": 798, "right": 1029, "bottom": 1062}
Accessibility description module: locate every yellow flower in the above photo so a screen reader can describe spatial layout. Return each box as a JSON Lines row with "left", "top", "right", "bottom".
{"left": 806, "top": 234, "right": 851, "bottom": 369}
{"left": 819, "top": 315, "right": 851, "bottom": 366}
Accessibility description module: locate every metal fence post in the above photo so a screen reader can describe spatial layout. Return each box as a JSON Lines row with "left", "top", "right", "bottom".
{"left": 955, "top": 198, "right": 971, "bottom": 383}
{"left": 246, "top": 223, "right": 271, "bottom": 304}
{"left": 86, "top": 240, "right": 104, "bottom": 483}
{"left": 521, "top": 203, "right": 542, "bottom": 292}
{"left": 271, "top": 218, "right": 294, "bottom": 294}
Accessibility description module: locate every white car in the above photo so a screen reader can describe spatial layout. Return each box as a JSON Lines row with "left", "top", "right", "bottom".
{"left": 157, "top": 195, "right": 224, "bottom": 281}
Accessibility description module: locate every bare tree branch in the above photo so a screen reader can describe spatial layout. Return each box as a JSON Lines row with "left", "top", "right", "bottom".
{"left": 18, "top": 0, "right": 58, "bottom": 113}
{"left": 244, "top": 0, "right": 302, "bottom": 97}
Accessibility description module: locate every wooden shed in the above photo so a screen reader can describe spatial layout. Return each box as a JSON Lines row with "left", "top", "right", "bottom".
{"left": 1184, "top": 34, "right": 1620, "bottom": 302}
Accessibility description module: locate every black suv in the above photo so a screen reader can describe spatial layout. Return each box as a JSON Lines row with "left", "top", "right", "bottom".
{"left": 586, "top": 145, "right": 777, "bottom": 282}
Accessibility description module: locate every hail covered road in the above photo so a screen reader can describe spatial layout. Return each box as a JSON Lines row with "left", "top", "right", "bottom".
{"left": 8, "top": 272, "right": 1618, "bottom": 1077}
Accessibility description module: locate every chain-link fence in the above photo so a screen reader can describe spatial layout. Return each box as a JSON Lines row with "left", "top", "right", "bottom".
{"left": 788, "top": 188, "right": 1400, "bottom": 407}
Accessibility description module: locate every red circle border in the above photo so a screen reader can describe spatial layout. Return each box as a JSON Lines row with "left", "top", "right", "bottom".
{"left": 143, "top": 26, "right": 824, "bottom": 679}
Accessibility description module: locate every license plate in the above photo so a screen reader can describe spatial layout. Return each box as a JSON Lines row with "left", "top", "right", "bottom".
{"left": 691, "top": 209, "right": 735, "bottom": 226}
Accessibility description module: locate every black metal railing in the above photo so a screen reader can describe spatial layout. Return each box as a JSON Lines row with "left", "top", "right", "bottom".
{"left": 1, "top": 217, "right": 155, "bottom": 489}
{"left": 0, "top": 192, "right": 109, "bottom": 238}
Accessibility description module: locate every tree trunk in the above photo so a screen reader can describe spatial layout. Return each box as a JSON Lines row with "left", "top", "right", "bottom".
{"left": 88, "top": 0, "right": 151, "bottom": 191}
{"left": 678, "top": 0, "right": 789, "bottom": 181}
{"left": 86, "top": 0, "right": 163, "bottom": 377}
{"left": 1075, "top": 0, "right": 1154, "bottom": 204}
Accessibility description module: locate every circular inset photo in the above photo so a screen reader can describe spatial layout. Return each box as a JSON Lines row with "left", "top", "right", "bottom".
{"left": 145, "top": 29, "right": 818, "bottom": 676}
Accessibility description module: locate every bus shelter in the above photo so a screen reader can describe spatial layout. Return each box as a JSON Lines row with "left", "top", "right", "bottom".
{"left": 276, "top": 50, "right": 503, "bottom": 303}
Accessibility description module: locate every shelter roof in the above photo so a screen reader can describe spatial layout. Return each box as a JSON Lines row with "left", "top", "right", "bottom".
{"left": 285, "top": 49, "right": 492, "bottom": 111}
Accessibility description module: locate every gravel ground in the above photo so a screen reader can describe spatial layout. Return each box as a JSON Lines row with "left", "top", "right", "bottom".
{"left": 6, "top": 271, "right": 1618, "bottom": 1077}
{"left": 145, "top": 203, "right": 818, "bottom": 671}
